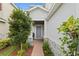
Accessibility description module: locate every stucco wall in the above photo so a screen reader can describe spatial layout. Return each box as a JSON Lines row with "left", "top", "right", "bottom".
{"left": 46, "top": 3, "right": 79, "bottom": 55}
{"left": 28, "top": 7, "right": 47, "bottom": 45}
{"left": 0, "top": 4, "right": 14, "bottom": 21}
{"left": 28, "top": 7, "right": 47, "bottom": 41}
{"left": 0, "top": 3, "right": 15, "bottom": 39}
{"left": 30, "top": 7, "right": 48, "bottom": 21}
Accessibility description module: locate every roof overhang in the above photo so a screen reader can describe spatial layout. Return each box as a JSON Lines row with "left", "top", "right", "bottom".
{"left": 46, "top": 3, "right": 63, "bottom": 21}
{"left": 26, "top": 6, "right": 48, "bottom": 12}
{"left": 32, "top": 19, "right": 45, "bottom": 21}
{"left": 10, "top": 3, "right": 17, "bottom": 9}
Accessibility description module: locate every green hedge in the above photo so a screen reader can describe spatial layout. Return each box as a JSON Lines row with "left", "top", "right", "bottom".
{"left": 43, "top": 41, "right": 54, "bottom": 56}
{"left": 0, "top": 38, "right": 11, "bottom": 49}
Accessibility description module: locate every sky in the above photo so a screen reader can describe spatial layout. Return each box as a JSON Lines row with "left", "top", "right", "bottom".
{"left": 15, "top": 3, "right": 45, "bottom": 10}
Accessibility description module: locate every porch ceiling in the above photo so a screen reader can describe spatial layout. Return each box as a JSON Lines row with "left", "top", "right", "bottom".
{"left": 33, "top": 21, "right": 44, "bottom": 24}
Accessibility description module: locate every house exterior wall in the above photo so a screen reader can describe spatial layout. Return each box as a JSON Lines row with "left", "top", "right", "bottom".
{"left": 29, "top": 7, "right": 48, "bottom": 38}
{"left": 28, "top": 7, "right": 47, "bottom": 42}
{"left": 45, "top": 3, "right": 79, "bottom": 55}
{"left": 30, "top": 8, "right": 48, "bottom": 21}
{"left": 0, "top": 3, "right": 15, "bottom": 39}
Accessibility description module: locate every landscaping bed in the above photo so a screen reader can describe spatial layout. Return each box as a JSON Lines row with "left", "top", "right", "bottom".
{"left": 0, "top": 46, "right": 33, "bottom": 56}
{"left": 11, "top": 46, "right": 33, "bottom": 56}
{"left": 0, "top": 46, "right": 16, "bottom": 56}
{"left": 43, "top": 41, "right": 54, "bottom": 56}
{"left": 0, "top": 38, "right": 33, "bottom": 56}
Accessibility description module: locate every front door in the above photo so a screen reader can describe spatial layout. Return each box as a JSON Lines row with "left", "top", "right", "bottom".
{"left": 36, "top": 25, "right": 42, "bottom": 39}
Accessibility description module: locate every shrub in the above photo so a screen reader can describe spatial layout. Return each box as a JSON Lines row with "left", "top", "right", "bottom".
{"left": 26, "top": 42, "right": 31, "bottom": 48}
{"left": 17, "top": 49, "right": 25, "bottom": 56}
{"left": 22, "top": 43, "right": 28, "bottom": 50}
{"left": 43, "top": 41, "right": 54, "bottom": 56}
{"left": 9, "top": 9, "right": 32, "bottom": 50}
{"left": 58, "top": 16, "right": 79, "bottom": 56}
{"left": 0, "top": 38, "right": 11, "bottom": 49}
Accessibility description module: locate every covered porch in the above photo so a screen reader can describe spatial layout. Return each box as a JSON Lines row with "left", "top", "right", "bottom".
{"left": 32, "top": 21, "right": 44, "bottom": 40}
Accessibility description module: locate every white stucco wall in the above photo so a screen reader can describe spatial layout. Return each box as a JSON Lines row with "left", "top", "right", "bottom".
{"left": 28, "top": 7, "right": 48, "bottom": 45}
{"left": 0, "top": 3, "right": 15, "bottom": 39}
{"left": 46, "top": 3, "right": 79, "bottom": 55}
{"left": 30, "top": 7, "right": 48, "bottom": 21}
{"left": 0, "top": 4, "right": 14, "bottom": 21}
{"left": 28, "top": 7, "right": 47, "bottom": 39}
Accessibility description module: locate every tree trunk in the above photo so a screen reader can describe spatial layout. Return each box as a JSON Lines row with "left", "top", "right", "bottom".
{"left": 21, "top": 42, "right": 23, "bottom": 50}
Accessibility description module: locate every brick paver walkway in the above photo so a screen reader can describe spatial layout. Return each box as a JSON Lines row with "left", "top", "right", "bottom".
{"left": 31, "top": 40, "right": 44, "bottom": 56}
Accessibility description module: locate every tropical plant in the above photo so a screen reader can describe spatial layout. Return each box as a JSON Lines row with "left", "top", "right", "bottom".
{"left": 58, "top": 16, "right": 79, "bottom": 56}
{"left": 43, "top": 41, "right": 54, "bottom": 56}
{"left": 0, "top": 38, "right": 11, "bottom": 49}
{"left": 9, "top": 9, "right": 32, "bottom": 51}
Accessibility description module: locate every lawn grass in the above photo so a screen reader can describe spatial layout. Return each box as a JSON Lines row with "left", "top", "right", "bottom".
{"left": 0, "top": 46, "right": 16, "bottom": 56}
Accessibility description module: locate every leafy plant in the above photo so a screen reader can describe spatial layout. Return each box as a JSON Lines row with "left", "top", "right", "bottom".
{"left": 43, "top": 41, "right": 54, "bottom": 56}
{"left": 22, "top": 42, "right": 31, "bottom": 50}
{"left": 9, "top": 9, "right": 32, "bottom": 51}
{"left": 17, "top": 49, "right": 25, "bottom": 56}
{"left": 0, "top": 38, "right": 11, "bottom": 49}
{"left": 58, "top": 16, "right": 79, "bottom": 56}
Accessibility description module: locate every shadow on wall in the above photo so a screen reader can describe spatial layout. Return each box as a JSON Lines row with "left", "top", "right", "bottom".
{"left": 48, "top": 39, "right": 63, "bottom": 56}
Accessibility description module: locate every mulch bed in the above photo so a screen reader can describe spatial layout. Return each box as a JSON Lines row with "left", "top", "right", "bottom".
{"left": 0, "top": 46, "right": 33, "bottom": 56}
{"left": 25, "top": 46, "right": 33, "bottom": 56}
{"left": 11, "top": 50, "right": 18, "bottom": 56}
{"left": 0, "top": 46, "right": 11, "bottom": 53}
{"left": 11, "top": 46, "right": 33, "bottom": 56}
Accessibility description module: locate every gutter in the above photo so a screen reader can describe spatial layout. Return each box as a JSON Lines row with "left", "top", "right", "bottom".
{"left": 46, "top": 3, "right": 63, "bottom": 21}
{"left": 10, "top": 3, "right": 17, "bottom": 9}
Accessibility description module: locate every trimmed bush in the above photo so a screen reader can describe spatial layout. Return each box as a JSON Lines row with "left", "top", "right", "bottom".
{"left": 43, "top": 41, "right": 54, "bottom": 56}
{"left": 0, "top": 38, "right": 11, "bottom": 49}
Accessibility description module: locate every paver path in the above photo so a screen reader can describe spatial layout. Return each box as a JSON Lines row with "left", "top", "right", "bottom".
{"left": 31, "top": 40, "right": 44, "bottom": 56}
